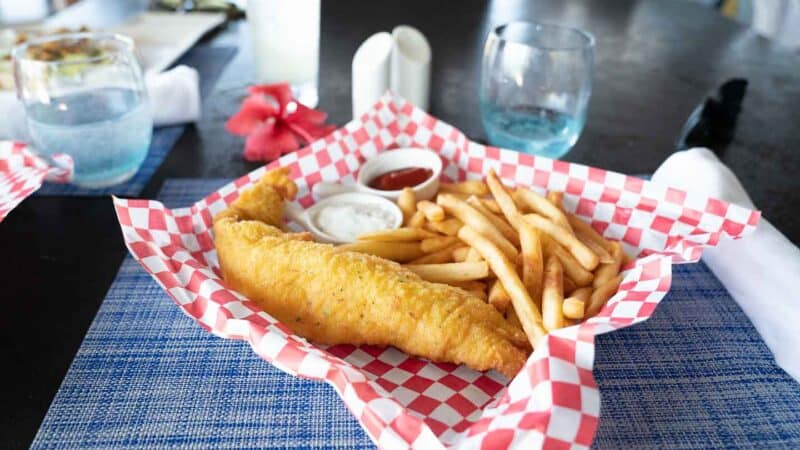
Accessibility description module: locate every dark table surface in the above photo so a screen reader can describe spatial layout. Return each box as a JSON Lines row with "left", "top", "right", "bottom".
{"left": 2, "top": 0, "right": 799, "bottom": 448}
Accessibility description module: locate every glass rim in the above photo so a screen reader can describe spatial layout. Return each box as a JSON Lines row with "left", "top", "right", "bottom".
{"left": 490, "top": 21, "right": 595, "bottom": 52}
{"left": 11, "top": 31, "right": 135, "bottom": 66}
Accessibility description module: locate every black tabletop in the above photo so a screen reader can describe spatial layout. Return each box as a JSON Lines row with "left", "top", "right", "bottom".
{"left": 2, "top": 0, "right": 799, "bottom": 448}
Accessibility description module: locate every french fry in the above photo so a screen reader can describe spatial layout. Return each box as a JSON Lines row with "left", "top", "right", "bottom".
{"left": 408, "top": 210, "right": 426, "bottom": 228}
{"left": 593, "top": 241, "right": 623, "bottom": 288}
{"left": 571, "top": 286, "right": 593, "bottom": 302}
{"left": 466, "top": 196, "right": 519, "bottom": 246}
{"left": 542, "top": 256, "right": 564, "bottom": 330}
{"left": 547, "top": 191, "right": 564, "bottom": 211}
{"left": 403, "top": 261, "right": 490, "bottom": 283}
{"left": 519, "top": 223, "right": 544, "bottom": 308}
{"left": 417, "top": 200, "right": 445, "bottom": 222}
{"left": 466, "top": 247, "right": 483, "bottom": 262}
{"left": 452, "top": 246, "right": 470, "bottom": 262}
{"left": 357, "top": 227, "right": 437, "bottom": 242}
{"left": 585, "top": 274, "right": 623, "bottom": 318}
{"left": 398, "top": 187, "right": 416, "bottom": 225}
{"left": 481, "top": 198, "right": 503, "bottom": 214}
{"left": 515, "top": 187, "right": 573, "bottom": 232}
{"left": 421, "top": 236, "right": 460, "bottom": 253}
{"left": 575, "top": 229, "right": 615, "bottom": 264}
{"left": 506, "top": 306, "right": 523, "bottom": 331}
{"left": 541, "top": 236, "right": 594, "bottom": 286}
{"left": 621, "top": 250, "right": 634, "bottom": 266}
{"left": 338, "top": 241, "right": 424, "bottom": 262}
{"left": 488, "top": 279, "right": 511, "bottom": 313}
{"left": 439, "top": 180, "right": 489, "bottom": 196}
{"left": 523, "top": 213, "right": 599, "bottom": 270}
{"left": 561, "top": 299, "right": 585, "bottom": 320}
{"left": 563, "top": 287, "right": 591, "bottom": 320}
{"left": 485, "top": 168, "right": 525, "bottom": 230}
{"left": 452, "top": 280, "right": 487, "bottom": 291}
{"left": 458, "top": 226, "right": 547, "bottom": 347}
{"left": 438, "top": 194, "right": 519, "bottom": 263}
{"left": 426, "top": 218, "right": 463, "bottom": 236}
{"left": 567, "top": 214, "right": 614, "bottom": 252}
{"left": 408, "top": 242, "right": 461, "bottom": 264}
{"left": 562, "top": 275, "right": 578, "bottom": 296}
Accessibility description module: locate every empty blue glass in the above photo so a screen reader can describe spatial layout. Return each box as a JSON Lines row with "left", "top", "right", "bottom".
{"left": 480, "top": 22, "right": 594, "bottom": 159}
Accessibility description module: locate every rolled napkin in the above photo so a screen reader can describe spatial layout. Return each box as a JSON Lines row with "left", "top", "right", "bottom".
{"left": 390, "top": 25, "right": 431, "bottom": 111}
{"left": 0, "top": 64, "right": 201, "bottom": 141}
{"left": 351, "top": 32, "right": 393, "bottom": 118}
{"left": 351, "top": 25, "right": 431, "bottom": 118}
{"left": 653, "top": 147, "right": 800, "bottom": 383}
{"left": 144, "top": 65, "right": 201, "bottom": 126}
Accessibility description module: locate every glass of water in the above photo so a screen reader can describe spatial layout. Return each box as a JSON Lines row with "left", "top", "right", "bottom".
{"left": 480, "top": 22, "right": 594, "bottom": 159}
{"left": 13, "top": 32, "right": 152, "bottom": 188}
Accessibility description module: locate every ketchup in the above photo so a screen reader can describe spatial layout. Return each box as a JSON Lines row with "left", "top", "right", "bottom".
{"left": 368, "top": 167, "right": 433, "bottom": 191}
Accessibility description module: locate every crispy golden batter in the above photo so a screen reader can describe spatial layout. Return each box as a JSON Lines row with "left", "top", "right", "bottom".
{"left": 213, "top": 169, "right": 530, "bottom": 378}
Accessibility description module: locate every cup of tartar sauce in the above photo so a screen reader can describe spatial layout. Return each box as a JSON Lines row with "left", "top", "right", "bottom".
{"left": 286, "top": 192, "right": 403, "bottom": 244}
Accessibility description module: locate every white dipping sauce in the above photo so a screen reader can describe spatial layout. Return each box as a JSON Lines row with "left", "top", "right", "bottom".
{"left": 314, "top": 202, "right": 396, "bottom": 242}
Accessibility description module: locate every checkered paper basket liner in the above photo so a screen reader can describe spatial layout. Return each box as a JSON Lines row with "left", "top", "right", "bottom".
{"left": 113, "top": 93, "right": 759, "bottom": 450}
{"left": 0, "top": 141, "right": 72, "bottom": 222}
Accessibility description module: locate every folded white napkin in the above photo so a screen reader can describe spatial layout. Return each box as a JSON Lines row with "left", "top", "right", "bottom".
{"left": 0, "top": 64, "right": 200, "bottom": 141}
{"left": 144, "top": 65, "right": 201, "bottom": 126}
{"left": 653, "top": 148, "right": 800, "bottom": 383}
{"left": 351, "top": 25, "right": 431, "bottom": 118}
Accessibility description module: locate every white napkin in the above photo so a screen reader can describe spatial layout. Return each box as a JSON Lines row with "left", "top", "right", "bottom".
{"left": 144, "top": 65, "right": 201, "bottom": 127}
{"left": 0, "top": 64, "right": 201, "bottom": 141}
{"left": 351, "top": 32, "right": 393, "bottom": 118}
{"left": 653, "top": 147, "right": 800, "bottom": 383}
{"left": 351, "top": 25, "right": 431, "bottom": 118}
{"left": 390, "top": 25, "right": 431, "bottom": 111}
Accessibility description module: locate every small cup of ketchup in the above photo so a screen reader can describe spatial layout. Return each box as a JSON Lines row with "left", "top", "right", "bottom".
{"left": 357, "top": 148, "right": 442, "bottom": 200}
{"left": 367, "top": 167, "right": 434, "bottom": 191}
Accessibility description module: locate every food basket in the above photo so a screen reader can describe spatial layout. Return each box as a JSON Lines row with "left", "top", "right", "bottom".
{"left": 113, "top": 93, "right": 758, "bottom": 449}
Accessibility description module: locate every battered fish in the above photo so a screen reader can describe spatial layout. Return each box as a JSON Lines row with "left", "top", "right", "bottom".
{"left": 213, "top": 168, "right": 530, "bottom": 378}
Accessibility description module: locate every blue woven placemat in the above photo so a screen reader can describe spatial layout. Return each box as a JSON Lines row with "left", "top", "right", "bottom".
{"left": 34, "top": 46, "right": 237, "bottom": 197}
{"left": 31, "top": 179, "right": 800, "bottom": 449}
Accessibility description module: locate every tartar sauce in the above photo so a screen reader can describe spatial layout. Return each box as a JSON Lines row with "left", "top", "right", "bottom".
{"left": 313, "top": 202, "right": 396, "bottom": 242}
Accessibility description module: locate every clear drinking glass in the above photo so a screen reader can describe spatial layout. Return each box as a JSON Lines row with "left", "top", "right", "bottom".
{"left": 480, "top": 22, "right": 594, "bottom": 159}
{"left": 13, "top": 32, "right": 152, "bottom": 188}
{"left": 247, "top": 0, "right": 320, "bottom": 107}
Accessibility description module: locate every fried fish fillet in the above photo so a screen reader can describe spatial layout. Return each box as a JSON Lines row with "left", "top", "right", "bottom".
{"left": 213, "top": 168, "right": 530, "bottom": 378}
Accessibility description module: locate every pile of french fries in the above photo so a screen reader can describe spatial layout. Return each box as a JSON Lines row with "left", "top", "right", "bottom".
{"left": 338, "top": 169, "right": 631, "bottom": 349}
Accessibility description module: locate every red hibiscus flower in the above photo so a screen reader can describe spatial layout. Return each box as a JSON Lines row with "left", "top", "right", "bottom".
{"left": 226, "top": 83, "right": 335, "bottom": 162}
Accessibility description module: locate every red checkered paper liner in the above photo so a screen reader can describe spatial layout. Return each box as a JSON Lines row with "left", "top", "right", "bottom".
{"left": 114, "top": 93, "right": 759, "bottom": 449}
{"left": 0, "top": 141, "right": 73, "bottom": 222}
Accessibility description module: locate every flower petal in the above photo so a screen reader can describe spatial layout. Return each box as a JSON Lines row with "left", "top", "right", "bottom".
{"left": 226, "top": 95, "right": 278, "bottom": 135}
{"left": 249, "top": 83, "right": 293, "bottom": 115}
{"left": 272, "top": 122, "right": 301, "bottom": 155}
{"left": 243, "top": 120, "right": 298, "bottom": 162}
{"left": 288, "top": 103, "right": 328, "bottom": 125}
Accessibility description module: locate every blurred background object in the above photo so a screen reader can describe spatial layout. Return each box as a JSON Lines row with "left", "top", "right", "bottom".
{"left": 693, "top": 0, "right": 800, "bottom": 49}
{"left": 247, "top": 0, "right": 320, "bottom": 107}
{"left": 0, "top": 0, "right": 82, "bottom": 25}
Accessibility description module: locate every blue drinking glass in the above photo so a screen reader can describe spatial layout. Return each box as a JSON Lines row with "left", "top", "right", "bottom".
{"left": 13, "top": 32, "right": 152, "bottom": 188}
{"left": 480, "top": 22, "right": 594, "bottom": 159}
